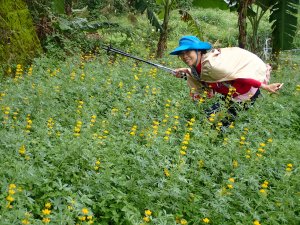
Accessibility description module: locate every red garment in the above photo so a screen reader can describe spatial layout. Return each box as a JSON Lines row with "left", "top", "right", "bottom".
{"left": 195, "top": 63, "right": 261, "bottom": 97}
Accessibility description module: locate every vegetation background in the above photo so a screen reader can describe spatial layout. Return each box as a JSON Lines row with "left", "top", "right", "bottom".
{"left": 0, "top": 0, "right": 299, "bottom": 224}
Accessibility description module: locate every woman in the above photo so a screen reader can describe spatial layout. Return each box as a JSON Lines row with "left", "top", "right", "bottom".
{"left": 171, "top": 36, "right": 283, "bottom": 125}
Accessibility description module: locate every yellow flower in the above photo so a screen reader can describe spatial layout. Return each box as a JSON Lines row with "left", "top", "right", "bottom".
{"left": 19, "top": 145, "right": 26, "bottom": 155}
{"left": 261, "top": 181, "right": 269, "bottom": 189}
{"left": 267, "top": 138, "right": 273, "bottom": 143}
{"left": 164, "top": 168, "right": 170, "bottom": 177}
{"left": 22, "top": 219, "right": 30, "bottom": 224}
{"left": 180, "top": 219, "right": 187, "bottom": 225}
{"left": 95, "top": 160, "right": 101, "bottom": 165}
{"left": 227, "top": 184, "right": 234, "bottom": 189}
{"left": 233, "top": 160, "right": 238, "bottom": 168}
{"left": 259, "top": 143, "right": 266, "bottom": 147}
{"left": 286, "top": 167, "right": 292, "bottom": 172}
{"left": 145, "top": 209, "right": 152, "bottom": 216}
{"left": 6, "top": 195, "right": 14, "bottom": 202}
{"left": 181, "top": 145, "right": 187, "bottom": 150}
{"left": 253, "top": 220, "right": 261, "bottom": 225}
{"left": 87, "top": 215, "right": 93, "bottom": 220}
{"left": 42, "top": 218, "right": 51, "bottom": 223}
{"left": 180, "top": 150, "right": 187, "bottom": 156}
{"left": 202, "top": 217, "right": 210, "bottom": 223}
{"left": 8, "top": 189, "right": 16, "bottom": 195}
{"left": 143, "top": 216, "right": 150, "bottom": 222}
{"left": 82, "top": 208, "right": 89, "bottom": 215}
{"left": 42, "top": 209, "right": 51, "bottom": 215}
{"left": 287, "top": 163, "right": 293, "bottom": 168}
{"left": 79, "top": 216, "right": 86, "bottom": 221}
{"left": 45, "top": 203, "right": 51, "bottom": 209}
{"left": 259, "top": 189, "right": 266, "bottom": 194}
{"left": 228, "top": 178, "right": 235, "bottom": 183}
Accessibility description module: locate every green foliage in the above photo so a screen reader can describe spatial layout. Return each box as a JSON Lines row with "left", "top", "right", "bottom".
{"left": 192, "top": 0, "right": 229, "bottom": 9}
{"left": 0, "top": 0, "right": 43, "bottom": 76}
{"left": 0, "top": 45, "right": 299, "bottom": 224}
{"left": 269, "top": 0, "right": 299, "bottom": 51}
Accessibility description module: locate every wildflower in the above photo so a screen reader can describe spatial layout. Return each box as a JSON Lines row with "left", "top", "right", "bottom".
{"left": 182, "top": 140, "right": 189, "bottom": 145}
{"left": 259, "top": 189, "right": 266, "bottom": 194}
{"left": 181, "top": 145, "right": 187, "bottom": 150}
{"left": 6, "top": 195, "right": 14, "bottom": 202}
{"left": 79, "top": 216, "right": 86, "bottom": 221}
{"left": 261, "top": 181, "right": 269, "bottom": 189}
{"left": 267, "top": 138, "right": 273, "bottom": 143}
{"left": 42, "top": 218, "right": 51, "bottom": 223}
{"left": 8, "top": 189, "right": 16, "bottom": 195}
{"left": 180, "top": 150, "right": 187, "bottom": 156}
{"left": 233, "top": 160, "right": 238, "bottom": 168}
{"left": 202, "top": 218, "right": 210, "bottom": 223}
{"left": 45, "top": 203, "right": 51, "bottom": 209}
{"left": 9, "top": 184, "right": 16, "bottom": 189}
{"left": 259, "top": 143, "right": 266, "bottom": 147}
{"left": 42, "top": 209, "right": 51, "bottom": 215}
{"left": 229, "top": 122, "right": 234, "bottom": 129}
{"left": 19, "top": 145, "right": 26, "bottom": 155}
{"left": 143, "top": 216, "right": 150, "bottom": 222}
{"left": 22, "top": 219, "right": 30, "bottom": 224}
{"left": 198, "top": 160, "right": 204, "bottom": 168}
{"left": 228, "top": 178, "right": 235, "bottom": 183}
{"left": 227, "top": 184, "right": 234, "bottom": 189}
{"left": 253, "top": 220, "right": 261, "bottom": 225}
{"left": 145, "top": 209, "right": 152, "bottom": 216}
{"left": 286, "top": 167, "right": 292, "bottom": 172}
{"left": 87, "top": 215, "right": 93, "bottom": 220}
{"left": 180, "top": 219, "right": 188, "bottom": 225}
{"left": 96, "top": 160, "right": 100, "bottom": 165}
{"left": 82, "top": 208, "right": 89, "bottom": 215}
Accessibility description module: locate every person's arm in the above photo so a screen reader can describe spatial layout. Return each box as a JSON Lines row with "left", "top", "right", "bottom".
{"left": 174, "top": 68, "right": 191, "bottom": 78}
{"left": 234, "top": 78, "right": 283, "bottom": 93}
{"left": 261, "top": 83, "right": 283, "bottom": 93}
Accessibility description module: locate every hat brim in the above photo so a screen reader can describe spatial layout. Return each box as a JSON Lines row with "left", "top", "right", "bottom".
{"left": 170, "top": 42, "right": 211, "bottom": 55}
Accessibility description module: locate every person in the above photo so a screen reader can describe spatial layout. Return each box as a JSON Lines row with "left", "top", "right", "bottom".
{"left": 170, "top": 36, "right": 283, "bottom": 126}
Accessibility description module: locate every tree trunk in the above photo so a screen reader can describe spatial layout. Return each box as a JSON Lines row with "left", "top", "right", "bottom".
{"left": 237, "top": 0, "right": 248, "bottom": 48}
{"left": 65, "top": 0, "right": 72, "bottom": 16}
{"left": 156, "top": 2, "right": 170, "bottom": 58}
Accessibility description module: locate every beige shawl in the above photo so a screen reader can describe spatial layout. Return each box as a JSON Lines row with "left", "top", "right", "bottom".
{"left": 200, "top": 47, "right": 270, "bottom": 83}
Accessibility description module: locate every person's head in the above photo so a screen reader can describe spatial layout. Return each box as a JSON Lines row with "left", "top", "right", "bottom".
{"left": 170, "top": 36, "right": 211, "bottom": 67}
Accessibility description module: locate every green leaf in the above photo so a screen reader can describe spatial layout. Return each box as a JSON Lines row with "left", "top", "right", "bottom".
{"left": 52, "top": 0, "right": 65, "bottom": 14}
{"left": 270, "top": 0, "right": 299, "bottom": 51}
{"left": 192, "top": 0, "right": 229, "bottom": 10}
{"left": 146, "top": 9, "right": 163, "bottom": 31}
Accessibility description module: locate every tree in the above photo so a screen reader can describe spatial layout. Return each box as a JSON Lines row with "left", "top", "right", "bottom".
{"left": 0, "top": 0, "right": 42, "bottom": 75}
{"left": 131, "top": 0, "right": 193, "bottom": 57}
{"left": 192, "top": 0, "right": 299, "bottom": 53}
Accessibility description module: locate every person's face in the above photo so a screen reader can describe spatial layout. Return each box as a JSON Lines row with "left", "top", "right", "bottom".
{"left": 178, "top": 50, "right": 201, "bottom": 67}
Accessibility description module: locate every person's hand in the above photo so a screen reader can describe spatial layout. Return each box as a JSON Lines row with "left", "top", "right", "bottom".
{"left": 261, "top": 83, "right": 284, "bottom": 93}
{"left": 174, "top": 68, "right": 191, "bottom": 78}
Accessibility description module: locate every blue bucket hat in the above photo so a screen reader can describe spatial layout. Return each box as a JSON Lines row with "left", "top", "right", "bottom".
{"left": 170, "top": 36, "right": 212, "bottom": 55}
